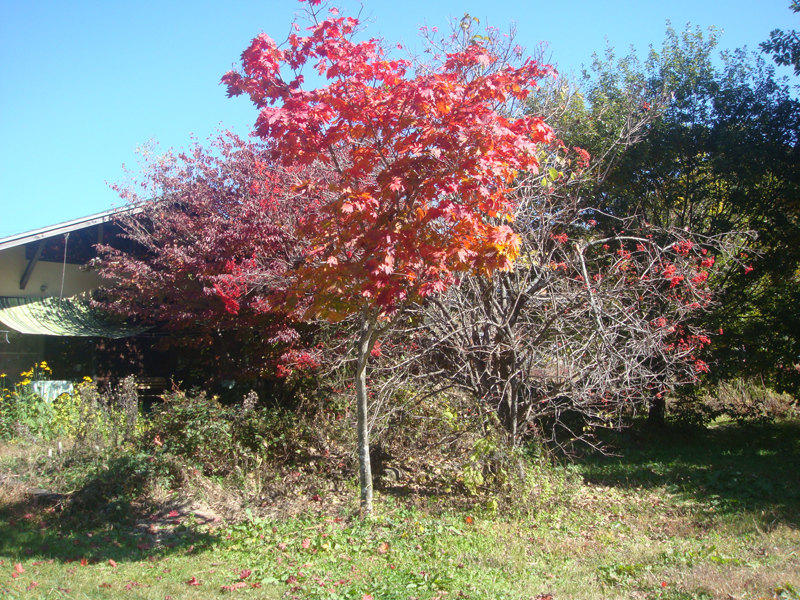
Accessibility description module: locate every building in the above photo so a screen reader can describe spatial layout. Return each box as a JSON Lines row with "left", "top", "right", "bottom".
{"left": 0, "top": 207, "right": 150, "bottom": 384}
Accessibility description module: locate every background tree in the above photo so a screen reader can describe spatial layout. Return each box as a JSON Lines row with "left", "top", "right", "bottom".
{"left": 573, "top": 25, "right": 800, "bottom": 399}
{"left": 220, "top": 2, "right": 554, "bottom": 514}
{"left": 411, "top": 34, "right": 743, "bottom": 446}
{"left": 761, "top": 1, "right": 800, "bottom": 75}
{"left": 96, "top": 132, "right": 319, "bottom": 389}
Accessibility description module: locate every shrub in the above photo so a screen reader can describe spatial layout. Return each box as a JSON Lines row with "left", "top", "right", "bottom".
{"left": 669, "top": 378, "right": 797, "bottom": 427}
{"left": 144, "top": 389, "right": 299, "bottom": 477}
{"left": 712, "top": 378, "right": 797, "bottom": 424}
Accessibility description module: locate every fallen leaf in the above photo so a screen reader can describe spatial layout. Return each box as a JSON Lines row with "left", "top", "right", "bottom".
{"left": 301, "top": 538, "right": 311, "bottom": 549}
{"left": 14, "top": 563, "right": 25, "bottom": 573}
{"left": 239, "top": 569, "right": 252, "bottom": 579}
{"left": 221, "top": 582, "right": 247, "bottom": 591}
{"left": 186, "top": 577, "right": 201, "bottom": 586}
{"left": 26, "top": 582, "right": 39, "bottom": 591}
{"left": 109, "top": 559, "right": 117, "bottom": 567}
{"left": 99, "top": 582, "right": 112, "bottom": 588}
{"left": 377, "top": 542, "right": 390, "bottom": 555}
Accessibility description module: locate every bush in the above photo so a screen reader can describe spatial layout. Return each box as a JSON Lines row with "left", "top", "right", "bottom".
{"left": 144, "top": 389, "right": 299, "bottom": 477}
{"left": 66, "top": 450, "right": 184, "bottom": 518}
{"left": 712, "top": 379, "right": 797, "bottom": 424}
{"left": 669, "top": 379, "right": 797, "bottom": 427}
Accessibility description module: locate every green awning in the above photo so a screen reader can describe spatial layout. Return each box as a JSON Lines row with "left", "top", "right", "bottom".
{"left": 0, "top": 297, "right": 147, "bottom": 338}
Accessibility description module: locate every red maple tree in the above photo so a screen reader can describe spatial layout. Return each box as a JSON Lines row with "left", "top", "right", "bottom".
{"left": 222, "top": 2, "right": 554, "bottom": 513}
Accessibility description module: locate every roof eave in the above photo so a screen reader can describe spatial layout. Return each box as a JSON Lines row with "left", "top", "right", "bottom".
{"left": 0, "top": 205, "right": 143, "bottom": 252}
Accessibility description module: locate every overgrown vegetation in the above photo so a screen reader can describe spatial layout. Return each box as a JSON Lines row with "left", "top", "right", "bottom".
{"left": 1, "top": 366, "right": 799, "bottom": 598}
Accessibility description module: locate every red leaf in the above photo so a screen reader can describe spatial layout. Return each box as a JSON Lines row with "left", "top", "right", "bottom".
{"left": 14, "top": 563, "right": 24, "bottom": 573}
{"left": 239, "top": 569, "right": 252, "bottom": 579}
{"left": 109, "top": 559, "right": 117, "bottom": 568}
{"left": 221, "top": 582, "right": 247, "bottom": 591}
{"left": 186, "top": 577, "right": 202, "bottom": 586}
{"left": 26, "top": 582, "right": 39, "bottom": 591}
{"left": 301, "top": 538, "right": 311, "bottom": 549}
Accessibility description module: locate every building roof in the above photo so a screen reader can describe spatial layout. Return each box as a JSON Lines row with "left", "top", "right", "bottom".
{"left": 0, "top": 205, "right": 141, "bottom": 252}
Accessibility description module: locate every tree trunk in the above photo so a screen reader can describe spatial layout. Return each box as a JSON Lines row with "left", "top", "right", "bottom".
{"left": 355, "top": 309, "right": 376, "bottom": 517}
{"left": 648, "top": 395, "right": 666, "bottom": 429}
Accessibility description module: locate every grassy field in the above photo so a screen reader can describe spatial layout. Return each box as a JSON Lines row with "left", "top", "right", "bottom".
{"left": 1, "top": 419, "right": 799, "bottom": 600}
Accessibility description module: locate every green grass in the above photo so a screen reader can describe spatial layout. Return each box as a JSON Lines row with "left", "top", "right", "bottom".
{"left": 2, "top": 420, "right": 800, "bottom": 599}
{"left": 580, "top": 419, "right": 800, "bottom": 522}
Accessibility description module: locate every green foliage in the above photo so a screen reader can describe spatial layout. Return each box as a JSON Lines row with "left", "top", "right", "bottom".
{"left": 670, "top": 379, "right": 797, "bottom": 427}
{"left": 146, "top": 389, "right": 298, "bottom": 477}
{"left": 0, "top": 364, "right": 55, "bottom": 440}
{"left": 576, "top": 24, "right": 800, "bottom": 396}
{"left": 761, "top": 1, "right": 800, "bottom": 75}
{"left": 1, "top": 415, "right": 799, "bottom": 598}
{"left": 67, "top": 450, "right": 182, "bottom": 518}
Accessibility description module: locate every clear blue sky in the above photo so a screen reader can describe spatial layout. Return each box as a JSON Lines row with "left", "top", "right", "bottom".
{"left": 1, "top": 0, "right": 795, "bottom": 238}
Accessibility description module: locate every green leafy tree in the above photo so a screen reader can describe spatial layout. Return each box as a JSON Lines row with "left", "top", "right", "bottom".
{"left": 761, "top": 1, "right": 800, "bottom": 75}
{"left": 577, "top": 25, "right": 800, "bottom": 399}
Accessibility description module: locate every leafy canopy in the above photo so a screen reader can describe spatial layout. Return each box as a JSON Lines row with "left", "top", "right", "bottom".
{"left": 222, "top": 3, "right": 554, "bottom": 320}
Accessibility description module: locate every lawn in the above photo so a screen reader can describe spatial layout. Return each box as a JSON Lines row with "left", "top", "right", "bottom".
{"left": 1, "top": 419, "right": 799, "bottom": 599}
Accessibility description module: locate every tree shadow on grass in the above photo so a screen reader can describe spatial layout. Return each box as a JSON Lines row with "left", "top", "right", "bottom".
{"left": 0, "top": 454, "right": 221, "bottom": 566}
{"left": 0, "top": 495, "right": 221, "bottom": 566}
{"left": 578, "top": 419, "right": 800, "bottom": 527}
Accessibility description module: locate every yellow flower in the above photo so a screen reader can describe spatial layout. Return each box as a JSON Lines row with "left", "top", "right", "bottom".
{"left": 0, "top": 373, "right": 6, "bottom": 379}
{"left": 83, "top": 376, "right": 93, "bottom": 382}
{"left": 20, "top": 379, "right": 31, "bottom": 386}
